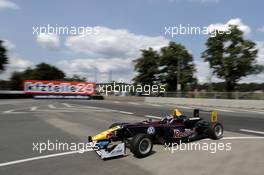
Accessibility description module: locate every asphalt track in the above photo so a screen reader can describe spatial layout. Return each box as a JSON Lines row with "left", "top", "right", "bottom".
{"left": 0, "top": 99, "right": 264, "bottom": 175}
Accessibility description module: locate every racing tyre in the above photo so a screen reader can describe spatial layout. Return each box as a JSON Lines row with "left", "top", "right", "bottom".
{"left": 109, "top": 123, "right": 121, "bottom": 129}
{"left": 130, "top": 134, "right": 153, "bottom": 158}
{"left": 208, "top": 123, "right": 223, "bottom": 140}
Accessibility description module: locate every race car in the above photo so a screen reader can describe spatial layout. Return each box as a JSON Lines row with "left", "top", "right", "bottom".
{"left": 88, "top": 108, "right": 223, "bottom": 159}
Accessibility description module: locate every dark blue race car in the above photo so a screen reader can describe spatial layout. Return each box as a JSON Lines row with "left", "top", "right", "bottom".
{"left": 88, "top": 108, "right": 223, "bottom": 159}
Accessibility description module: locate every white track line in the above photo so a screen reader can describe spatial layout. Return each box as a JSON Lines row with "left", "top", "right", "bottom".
{"left": 62, "top": 103, "right": 72, "bottom": 108}
{"left": 209, "top": 108, "right": 235, "bottom": 112}
{"left": 72, "top": 105, "right": 99, "bottom": 109}
{"left": 48, "top": 105, "right": 56, "bottom": 109}
{"left": 176, "top": 106, "right": 193, "bottom": 109}
{"left": 221, "top": 136, "right": 264, "bottom": 140}
{"left": 0, "top": 150, "right": 91, "bottom": 167}
{"left": 128, "top": 102, "right": 140, "bottom": 105}
{"left": 233, "top": 109, "right": 256, "bottom": 113}
{"left": 239, "top": 129, "right": 264, "bottom": 135}
{"left": 117, "top": 111, "right": 134, "bottom": 115}
{"left": 147, "top": 103, "right": 162, "bottom": 107}
{"left": 3, "top": 110, "right": 14, "bottom": 114}
{"left": 30, "top": 106, "right": 37, "bottom": 111}
{"left": 244, "top": 110, "right": 264, "bottom": 114}
{"left": 113, "top": 101, "right": 120, "bottom": 104}
{"left": 1, "top": 110, "right": 108, "bottom": 114}
{"left": 222, "top": 108, "right": 264, "bottom": 114}
{"left": 145, "top": 115, "right": 162, "bottom": 120}
{"left": 166, "top": 104, "right": 193, "bottom": 109}
{"left": 251, "top": 111, "right": 264, "bottom": 114}
{"left": 203, "top": 136, "right": 264, "bottom": 141}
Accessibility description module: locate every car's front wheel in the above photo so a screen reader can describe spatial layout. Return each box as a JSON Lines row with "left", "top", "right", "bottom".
{"left": 130, "top": 134, "right": 153, "bottom": 158}
{"left": 208, "top": 123, "right": 224, "bottom": 139}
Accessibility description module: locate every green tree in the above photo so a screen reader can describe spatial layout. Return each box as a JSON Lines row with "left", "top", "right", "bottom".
{"left": 9, "top": 71, "right": 25, "bottom": 90}
{"left": 0, "top": 40, "right": 8, "bottom": 73}
{"left": 0, "top": 80, "right": 11, "bottom": 90}
{"left": 202, "top": 25, "right": 264, "bottom": 94}
{"left": 31, "top": 63, "right": 65, "bottom": 80}
{"left": 133, "top": 48, "right": 160, "bottom": 85}
{"left": 159, "top": 42, "right": 197, "bottom": 91}
{"left": 9, "top": 63, "right": 66, "bottom": 90}
{"left": 64, "top": 74, "right": 86, "bottom": 82}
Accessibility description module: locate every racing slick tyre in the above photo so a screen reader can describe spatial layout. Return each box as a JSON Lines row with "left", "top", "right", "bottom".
{"left": 208, "top": 122, "right": 223, "bottom": 140}
{"left": 109, "top": 123, "right": 121, "bottom": 129}
{"left": 130, "top": 134, "right": 153, "bottom": 158}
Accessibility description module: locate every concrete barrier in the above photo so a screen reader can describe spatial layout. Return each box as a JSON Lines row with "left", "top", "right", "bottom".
{"left": 0, "top": 91, "right": 33, "bottom": 99}
{"left": 0, "top": 91, "right": 104, "bottom": 100}
{"left": 145, "top": 97, "right": 264, "bottom": 109}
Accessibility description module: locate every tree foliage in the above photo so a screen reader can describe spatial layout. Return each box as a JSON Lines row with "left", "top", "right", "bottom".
{"left": 133, "top": 48, "right": 160, "bottom": 86}
{"left": 30, "top": 63, "right": 65, "bottom": 80}
{"left": 9, "top": 71, "right": 25, "bottom": 90}
{"left": 0, "top": 40, "right": 8, "bottom": 73}
{"left": 159, "top": 42, "right": 197, "bottom": 91}
{"left": 202, "top": 25, "right": 264, "bottom": 92}
{"left": 9, "top": 63, "right": 65, "bottom": 90}
{"left": 197, "top": 82, "right": 264, "bottom": 92}
{"left": 133, "top": 42, "right": 197, "bottom": 91}
{"left": 64, "top": 74, "right": 86, "bottom": 82}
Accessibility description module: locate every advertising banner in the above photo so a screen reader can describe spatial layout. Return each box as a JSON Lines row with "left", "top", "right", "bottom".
{"left": 24, "top": 80, "right": 96, "bottom": 95}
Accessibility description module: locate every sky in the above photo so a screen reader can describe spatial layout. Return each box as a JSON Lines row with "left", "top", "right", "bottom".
{"left": 0, "top": 0, "right": 263, "bottom": 83}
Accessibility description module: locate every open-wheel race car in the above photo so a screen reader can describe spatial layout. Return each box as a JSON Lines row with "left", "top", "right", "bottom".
{"left": 88, "top": 108, "right": 223, "bottom": 159}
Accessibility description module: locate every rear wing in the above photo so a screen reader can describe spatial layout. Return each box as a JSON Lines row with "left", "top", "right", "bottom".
{"left": 193, "top": 109, "right": 218, "bottom": 123}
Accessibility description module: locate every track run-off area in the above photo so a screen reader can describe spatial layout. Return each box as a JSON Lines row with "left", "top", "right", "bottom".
{"left": 0, "top": 99, "right": 263, "bottom": 175}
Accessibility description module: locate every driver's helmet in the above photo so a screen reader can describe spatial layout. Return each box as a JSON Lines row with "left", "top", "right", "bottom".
{"left": 172, "top": 109, "right": 183, "bottom": 118}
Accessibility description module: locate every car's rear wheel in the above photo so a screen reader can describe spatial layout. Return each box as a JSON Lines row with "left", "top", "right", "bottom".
{"left": 130, "top": 134, "right": 153, "bottom": 158}
{"left": 208, "top": 123, "right": 223, "bottom": 139}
